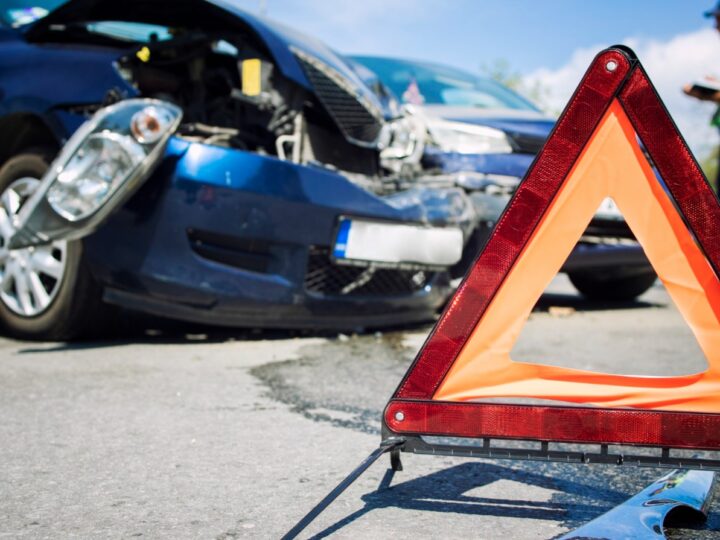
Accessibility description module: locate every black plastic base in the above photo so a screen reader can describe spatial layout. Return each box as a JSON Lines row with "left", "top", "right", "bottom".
{"left": 386, "top": 427, "right": 720, "bottom": 471}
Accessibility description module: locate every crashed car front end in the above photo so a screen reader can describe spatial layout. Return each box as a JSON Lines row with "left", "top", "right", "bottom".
{"left": 0, "top": 0, "right": 477, "bottom": 338}
{"left": 83, "top": 133, "right": 473, "bottom": 329}
{"left": 350, "top": 56, "right": 657, "bottom": 300}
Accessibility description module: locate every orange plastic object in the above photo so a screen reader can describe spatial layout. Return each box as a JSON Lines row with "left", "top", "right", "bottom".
{"left": 434, "top": 100, "right": 720, "bottom": 412}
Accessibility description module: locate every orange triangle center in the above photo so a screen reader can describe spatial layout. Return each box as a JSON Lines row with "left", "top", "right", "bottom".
{"left": 433, "top": 100, "right": 720, "bottom": 412}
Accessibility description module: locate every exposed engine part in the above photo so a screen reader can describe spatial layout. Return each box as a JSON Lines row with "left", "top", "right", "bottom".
{"left": 379, "top": 107, "right": 427, "bottom": 178}
{"left": 104, "top": 29, "right": 433, "bottom": 194}
{"left": 117, "top": 31, "right": 297, "bottom": 154}
{"left": 181, "top": 123, "right": 240, "bottom": 146}
{"left": 276, "top": 113, "right": 304, "bottom": 162}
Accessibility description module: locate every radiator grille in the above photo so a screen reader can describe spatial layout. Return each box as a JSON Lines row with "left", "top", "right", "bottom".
{"left": 305, "top": 247, "right": 432, "bottom": 297}
{"left": 294, "top": 50, "right": 383, "bottom": 145}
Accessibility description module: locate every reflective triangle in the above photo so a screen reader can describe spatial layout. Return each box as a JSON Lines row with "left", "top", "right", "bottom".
{"left": 384, "top": 46, "right": 720, "bottom": 449}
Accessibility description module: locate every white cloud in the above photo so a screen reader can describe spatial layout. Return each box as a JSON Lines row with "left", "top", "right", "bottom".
{"left": 299, "top": 0, "right": 443, "bottom": 26}
{"left": 523, "top": 28, "right": 720, "bottom": 160}
{"left": 255, "top": 0, "right": 452, "bottom": 55}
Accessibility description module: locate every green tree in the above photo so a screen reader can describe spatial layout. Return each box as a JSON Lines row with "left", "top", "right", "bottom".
{"left": 479, "top": 59, "right": 523, "bottom": 91}
{"left": 700, "top": 145, "right": 719, "bottom": 192}
{"left": 479, "top": 58, "right": 557, "bottom": 116}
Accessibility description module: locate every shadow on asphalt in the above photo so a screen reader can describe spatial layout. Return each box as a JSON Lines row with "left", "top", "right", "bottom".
{"left": 12, "top": 288, "right": 660, "bottom": 352}
{"left": 304, "top": 461, "right": 629, "bottom": 539}
{"left": 12, "top": 311, "right": 433, "bottom": 353}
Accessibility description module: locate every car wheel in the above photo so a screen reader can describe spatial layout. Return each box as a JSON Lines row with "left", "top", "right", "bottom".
{"left": 0, "top": 151, "right": 106, "bottom": 340}
{"left": 568, "top": 269, "right": 657, "bottom": 301}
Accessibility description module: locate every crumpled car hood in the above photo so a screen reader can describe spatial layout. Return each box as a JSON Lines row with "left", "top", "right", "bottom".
{"left": 27, "top": 0, "right": 387, "bottom": 118}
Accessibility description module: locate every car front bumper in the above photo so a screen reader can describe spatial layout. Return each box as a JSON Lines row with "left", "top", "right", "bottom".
{"left": 82, "top": 139, "right": 465, "bottom": 329}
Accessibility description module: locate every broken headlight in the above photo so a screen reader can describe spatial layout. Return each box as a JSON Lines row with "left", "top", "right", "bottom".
{"left": 379, "top": 108, "right": 426, "bottom": 175}
{"left": 8, "top": 99, "right": 182, "bottom": 248}
{"left": 47, "top": 131, "right": 146, "bottom": 220}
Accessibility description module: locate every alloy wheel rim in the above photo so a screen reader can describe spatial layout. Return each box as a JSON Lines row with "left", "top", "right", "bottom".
{"left": 0, "top": 178, "right": 67, "bottom": 317}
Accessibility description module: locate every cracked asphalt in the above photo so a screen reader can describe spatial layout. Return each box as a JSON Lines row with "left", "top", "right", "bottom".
{"left": 1, "top": 275, "right": 719, "bottom": 539}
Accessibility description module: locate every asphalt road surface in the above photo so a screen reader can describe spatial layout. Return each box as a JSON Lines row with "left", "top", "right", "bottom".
{"left": 1, "top": 276, "right": 719, "bottom": 539}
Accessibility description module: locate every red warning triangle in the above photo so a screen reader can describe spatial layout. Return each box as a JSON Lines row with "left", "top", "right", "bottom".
{"left": 384, "top": 46, "right": 720, "bottom": 450}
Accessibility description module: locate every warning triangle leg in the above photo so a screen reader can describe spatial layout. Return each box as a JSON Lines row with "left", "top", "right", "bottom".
{"left": 281, "top": 438, "right": 404, "bottom": 539}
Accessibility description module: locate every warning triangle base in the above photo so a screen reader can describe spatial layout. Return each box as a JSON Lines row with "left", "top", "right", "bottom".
{"left": 385, "top": 429, "right": 720, "bottom": 471}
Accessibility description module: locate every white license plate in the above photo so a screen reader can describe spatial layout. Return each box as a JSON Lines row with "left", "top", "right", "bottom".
{"left": 333, "top": 218, "right": 463, "bottom": 267}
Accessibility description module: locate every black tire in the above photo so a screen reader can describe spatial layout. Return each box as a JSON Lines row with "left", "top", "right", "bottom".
{"left": 0, "top": 151, "right": 107, "bottom": 340}
{"left": 568, "top": 269, "right": 657, "bottom": 301}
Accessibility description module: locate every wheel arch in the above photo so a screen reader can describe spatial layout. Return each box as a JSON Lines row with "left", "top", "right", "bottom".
{"left": 0, "top": 112, "right": 62, "bottom": 167}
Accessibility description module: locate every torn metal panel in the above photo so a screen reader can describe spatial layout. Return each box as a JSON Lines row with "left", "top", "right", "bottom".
{"left": 560, "top": 469, "right": 715, "bottom": 539}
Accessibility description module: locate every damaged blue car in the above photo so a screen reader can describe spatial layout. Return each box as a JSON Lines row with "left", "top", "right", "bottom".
{"left": 0, "top": 0, "right": 476, "bottom": 339}
{"left": 353, "top": 55, "right": 657, "bottom": 302}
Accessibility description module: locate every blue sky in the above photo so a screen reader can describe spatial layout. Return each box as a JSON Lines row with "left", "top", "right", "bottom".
{"left": 231, "top": 0, "right": 720, "bottom": 157}
{"left": 235, "top": 0, "right": 716, "bottom": 74}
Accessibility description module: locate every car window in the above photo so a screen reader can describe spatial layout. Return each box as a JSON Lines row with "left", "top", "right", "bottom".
{"left": 2, "top": 0, "right": 173, "bottom": 44}
{"left": 352, "top": 56, "right": 539, "bottom": 112}
{"left": 1, "top": 1, "right": 66, "bottom": 27}
{"left": 84, "top": 22, "right": 172, "bottom": 43}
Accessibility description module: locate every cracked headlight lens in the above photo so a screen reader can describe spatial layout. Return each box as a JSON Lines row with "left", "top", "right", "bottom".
{"left": 47, "top": 132, "right": 146, "bottom": 221}
{"left": 7, "top": 99, "right": 182, "bottom": 250}
{"left": 42, "top": 100, "right": 181, "bottom": 222}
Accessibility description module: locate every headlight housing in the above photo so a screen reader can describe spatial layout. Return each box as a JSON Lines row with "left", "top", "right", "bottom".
{"left": 46, "top": 102, "right": 180, "bottom": 222}
{"left": 47, "top": 131, "right": 147, "bottom": 221}
{"left": 8, "top": 99, "right": 182, "bottom": 248}
{"left": 427, "top": 120, "right": 513, "bottom": 154}
{"left": 379, "top": 107, "right": 426, "bottom": 175}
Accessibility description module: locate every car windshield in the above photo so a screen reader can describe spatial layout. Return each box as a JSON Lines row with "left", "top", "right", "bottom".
{"left": 0, "top": 1, "right": 66, "bottom": 27}
{"left": 1, "top": 1, "right": 172, "bottom": 42}
{"left": 352, "top": 56, "right": 540, "bottom": 112}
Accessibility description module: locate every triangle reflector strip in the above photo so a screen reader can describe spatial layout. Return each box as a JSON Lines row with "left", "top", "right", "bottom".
{"left": 384, "top": 46, "right": 720, "bottom": 450}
